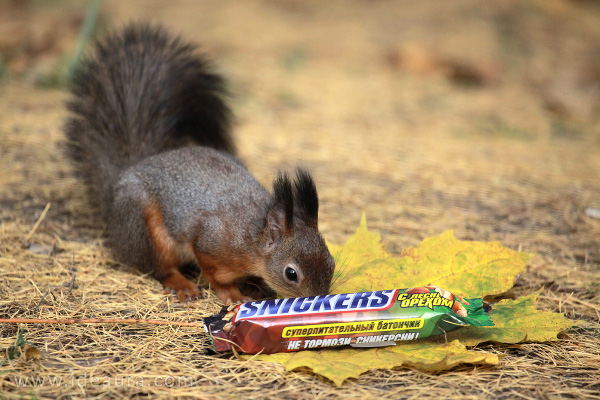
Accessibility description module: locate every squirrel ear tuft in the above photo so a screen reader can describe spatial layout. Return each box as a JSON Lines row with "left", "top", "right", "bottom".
{"left": 265, "top": 172, "right": 294, "bottom": 252}
{"left": 294, "top": 168, "right": 319, "bottom": 228}
{"left": 269, "top": 171, "right": 294, "bottom": 226}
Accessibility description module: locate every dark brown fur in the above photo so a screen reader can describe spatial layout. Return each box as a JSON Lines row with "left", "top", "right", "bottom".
{"left": 64, "top": 23, "right": 336, "bottom": 303}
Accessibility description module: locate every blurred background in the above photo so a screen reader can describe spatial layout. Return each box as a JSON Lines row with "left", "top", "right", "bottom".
{"left": 1, "top": 1, "right": 599, "bottom": 396}
{"left": 1, "top": 0, "right": 599, "bottom": 290}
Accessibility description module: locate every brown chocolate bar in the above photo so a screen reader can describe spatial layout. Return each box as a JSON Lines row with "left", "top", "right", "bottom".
{"left": 203, "top": 286, "right": 492, "bottom": 354}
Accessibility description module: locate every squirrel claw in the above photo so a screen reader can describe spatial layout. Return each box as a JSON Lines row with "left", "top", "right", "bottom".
{"left": 175, "top": 288, "right": 204, "bottom": 303}
{"left": 223, "top": 296, "right": 253, "bottom": 305}
{"left": 162, "top": 278, "right": 204, "bottom": 303}
{"left": 161, "top": 271, "right": 204, "bottom": 303}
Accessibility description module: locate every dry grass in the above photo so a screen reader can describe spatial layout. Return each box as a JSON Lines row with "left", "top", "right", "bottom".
{"left": 1, "top": 0, "right": 600, "bottom": 398}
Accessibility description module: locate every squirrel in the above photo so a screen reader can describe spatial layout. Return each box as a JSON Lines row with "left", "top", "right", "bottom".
{"left": 64, "top": 23, "right": 336, "bottom": 304}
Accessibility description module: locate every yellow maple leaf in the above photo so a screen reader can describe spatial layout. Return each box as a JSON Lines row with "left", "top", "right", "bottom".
{"left": 330, "top": 214, "right": 530, "bottom": 297}
{"left": 249, "top": 217, "right": 574, "bottom": 386}
{"left": 257, "top": 340, "right": 498, "bottom": 386}
{"left": 447, "top": 291, "right": 577, "bottom": 346}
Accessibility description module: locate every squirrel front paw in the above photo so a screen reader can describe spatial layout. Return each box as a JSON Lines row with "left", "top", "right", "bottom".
{"left": 213, "top": 284, "right": 252, "bottom": 305}
{"left": 162, "top": 273, "right": 204, "bottom": 303}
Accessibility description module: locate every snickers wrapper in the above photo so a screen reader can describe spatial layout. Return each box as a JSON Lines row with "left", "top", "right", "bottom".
{"left": 203, "top": 286, "right": 493, "bottom": 354}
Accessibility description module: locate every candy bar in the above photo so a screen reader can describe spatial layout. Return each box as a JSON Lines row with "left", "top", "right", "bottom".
{"left": 203, "top": 286, "right": 493, "bottom": 354}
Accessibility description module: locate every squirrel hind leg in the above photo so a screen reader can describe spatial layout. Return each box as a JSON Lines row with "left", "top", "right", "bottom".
{"left": 143, "top": 202, "right": 203, "bottom": 303}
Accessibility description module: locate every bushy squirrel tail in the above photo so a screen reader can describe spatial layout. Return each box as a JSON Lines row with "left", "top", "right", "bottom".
{"left": 64, "top": 23, "right": 233, "bottom": 217}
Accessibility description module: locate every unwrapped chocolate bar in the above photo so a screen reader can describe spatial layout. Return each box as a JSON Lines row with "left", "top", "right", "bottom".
{"left": 203, "top": 286, "right": 493, "bottom": 354}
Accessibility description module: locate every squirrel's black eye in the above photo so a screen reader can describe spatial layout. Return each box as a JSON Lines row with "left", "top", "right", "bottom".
{"left": 285, "top": 266, "right": 298, "bottom": 282}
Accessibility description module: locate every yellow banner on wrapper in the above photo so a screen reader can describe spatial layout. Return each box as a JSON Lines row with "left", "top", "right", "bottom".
{"left": 282, "top": 318, "right": 424, "bottom": 338}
